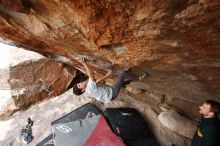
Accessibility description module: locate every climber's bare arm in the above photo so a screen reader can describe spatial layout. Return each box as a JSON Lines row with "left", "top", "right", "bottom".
{"left": 78, "top": 58, "right": 95, "bottom": 81}
{"left": 96, "top": 70, "right": 112, "bottom": 84}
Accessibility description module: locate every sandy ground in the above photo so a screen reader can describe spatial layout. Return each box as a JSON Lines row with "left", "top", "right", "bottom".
{"left": 0, "top": 88, "right": 191, "bottom": 146}
{"left": 0, "top": 87, "right": 131, "bottom": 146}
{"left": 0, "top": 89, "right": 92, "bottom": 146}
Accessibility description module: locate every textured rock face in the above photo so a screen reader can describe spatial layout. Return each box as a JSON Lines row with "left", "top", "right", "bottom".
{"left": 0, "top": 0, "right": 219, "bottom": 103}
{"left": 158, "top": 110, "right": 196, "bottom": 138}
{"left": 0, "top": 45, "right": 45, "bottom": 119}
{"left": 9, "top": 59, "right": 75, "bottom": 108}
{"left": 0, "top": 1, "right": 219, "bottom": 145}
{"left": 0, "top": 59, "right": 76, "bottom": 118}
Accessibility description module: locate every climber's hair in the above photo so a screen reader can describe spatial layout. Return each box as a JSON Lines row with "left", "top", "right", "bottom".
{"left": 204, "top": 100, "right": 220, "bottom": 117}
{"left": 72, "top": 83, "right": 85, "bottom": 96}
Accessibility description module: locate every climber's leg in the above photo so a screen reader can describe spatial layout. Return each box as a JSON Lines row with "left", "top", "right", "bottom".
{"left": 111, "top": 71, "right": 140, "bottom": 100}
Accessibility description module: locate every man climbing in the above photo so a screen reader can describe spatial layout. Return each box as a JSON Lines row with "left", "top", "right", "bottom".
{"left": 73, "top": 58, "right": 148, "bottom": 103}
{"left": 191, "top": 100, "right": 220, "bottom": 146}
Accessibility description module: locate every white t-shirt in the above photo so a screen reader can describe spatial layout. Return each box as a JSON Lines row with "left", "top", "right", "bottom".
{"left": 85, "top": 78, "right": 113, "bottom": 103}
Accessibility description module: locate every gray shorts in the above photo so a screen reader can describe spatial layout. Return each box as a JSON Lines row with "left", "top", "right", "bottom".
{"left": 111, "top": 71, "right": 139, "bottom": 100}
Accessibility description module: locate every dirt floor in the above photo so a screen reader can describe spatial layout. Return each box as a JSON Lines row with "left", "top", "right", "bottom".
{"left": 0, "top": 88, "right": 191, "bottom": 146}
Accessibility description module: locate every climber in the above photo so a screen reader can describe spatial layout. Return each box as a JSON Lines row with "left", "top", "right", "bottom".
{"left": 72, "top": 58, "right": 148, "bottom": 103}
{"left": 191, "top": 100, "right": 220, "bottom": 146}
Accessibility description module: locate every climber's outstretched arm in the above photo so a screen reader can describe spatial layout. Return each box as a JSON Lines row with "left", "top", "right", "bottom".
{"left": 78, "top": 58, "right": 95, "bottom": 81}
{"left": 96, "top": 70, "right": 112, "bottom": 84}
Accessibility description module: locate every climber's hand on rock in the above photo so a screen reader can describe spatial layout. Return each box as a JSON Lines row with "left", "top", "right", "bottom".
{"left": 106, "top": 70, "right": 112, "bottom": 76}
{"left": 78, "top": 57, "right": 85, "bottom": 64}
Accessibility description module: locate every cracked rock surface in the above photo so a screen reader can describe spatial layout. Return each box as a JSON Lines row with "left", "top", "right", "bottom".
{"left": 0, "top": 1, "right": 219, "bottom": 146}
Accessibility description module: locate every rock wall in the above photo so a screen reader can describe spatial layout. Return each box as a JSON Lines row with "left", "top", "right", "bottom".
{"left": 0, "top": 0, "right": 219, "bottom": 102}
{"left": 0, "top": 59, "right": 76, "bottom": 119}
{"left": 0, "top": 1, "right": 219, "bottom": 145}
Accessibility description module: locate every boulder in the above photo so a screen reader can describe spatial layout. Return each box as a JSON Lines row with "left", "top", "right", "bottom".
{"left": 126, "top": 86, "right": 143, "bottom": 94}
{"left": 158, "top": 110, "right": 196, "bottom": 138}
{"left": 0, "top": 59, "right": 76, "bottom": 119}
